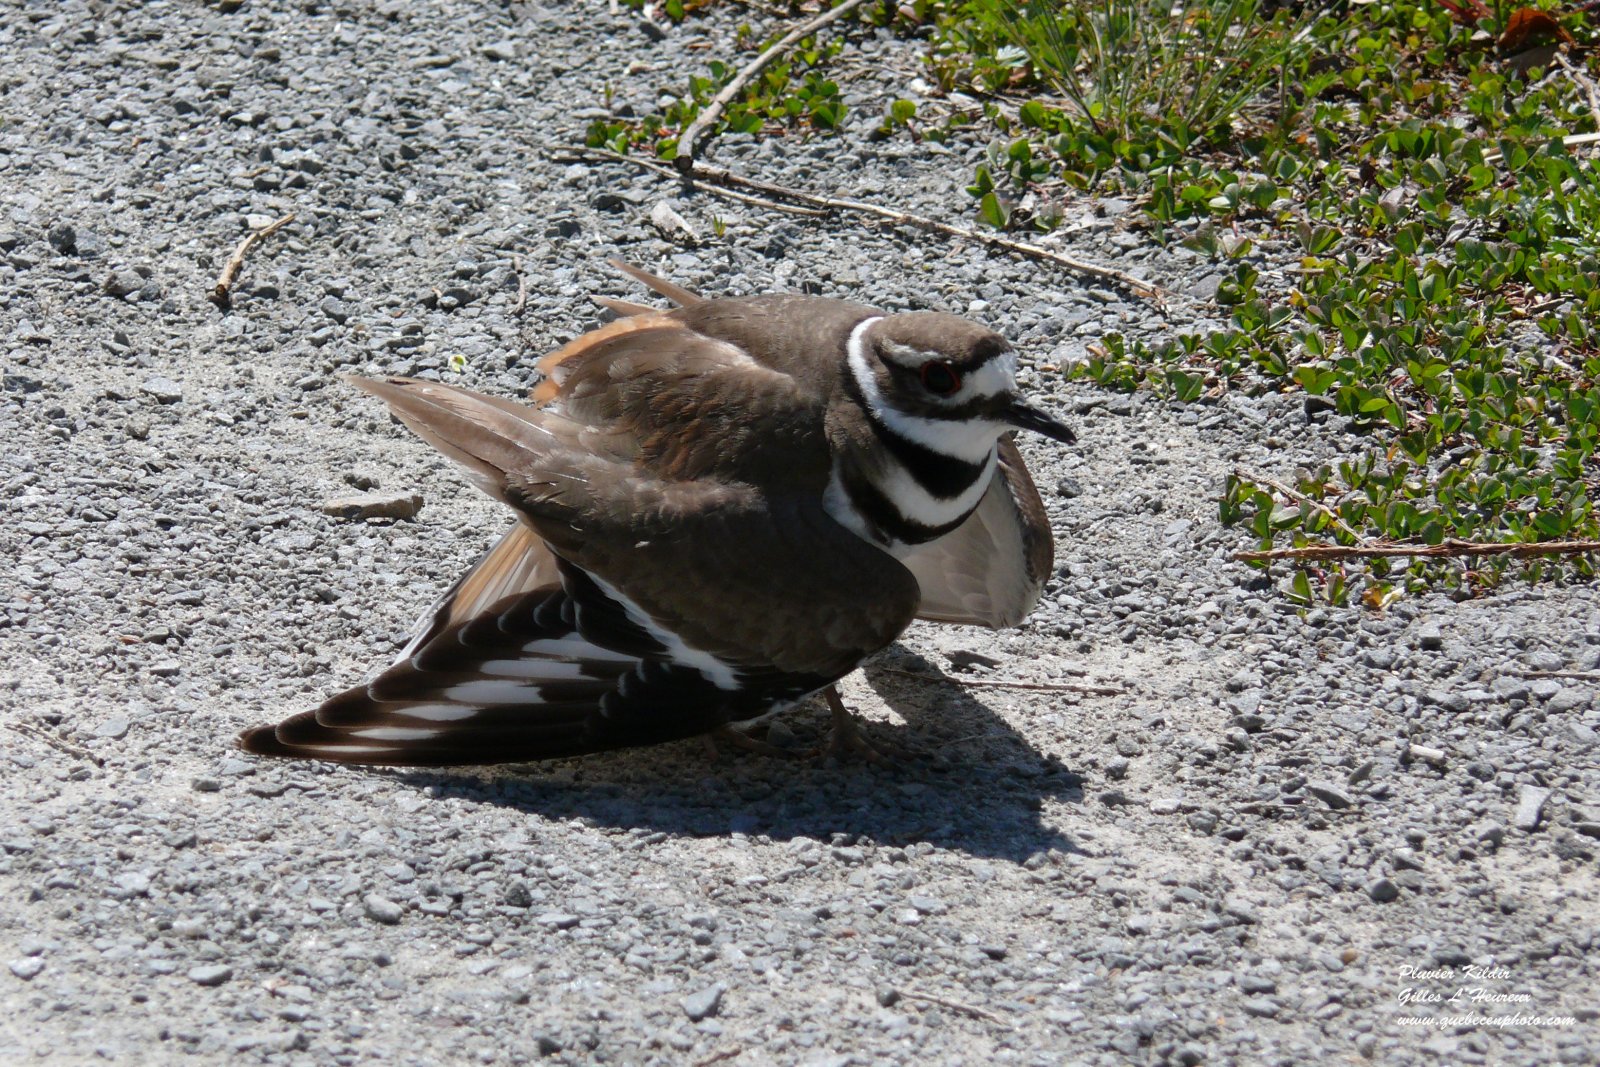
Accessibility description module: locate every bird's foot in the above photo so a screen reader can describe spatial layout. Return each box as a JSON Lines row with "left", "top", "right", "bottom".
{"left": 704, "top": 723, "right": 806, "bottom": 760}
{"left": 808, "top": 685, "right": 914, "bottom": 764}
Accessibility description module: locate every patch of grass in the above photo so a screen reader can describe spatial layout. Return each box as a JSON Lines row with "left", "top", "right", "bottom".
{"left": 587, "top": 31, "right": 849, "bottom": 158}
{"left": 1075, "top": 128, "right": 1600, "bottom": 601}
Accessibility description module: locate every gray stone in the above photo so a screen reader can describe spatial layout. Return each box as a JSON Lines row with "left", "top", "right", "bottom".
{"left": 104, "top": 269, "right": 144, "bottom": 297}
{"left": 187, "top": 964, "right": 233, "bottom": 987}
{"left": 94, "top": 716, "right": 130, "bottom": 740}
{"left": 364, "top": 894, "right": 404, "bottom": 924}
{"left": 1367, "top": 878, "right": 1401, "bottom": 903}
{"left": 319, "top": 296, "right": 351, "bottom": 323}
{"left": 1513, "top": 785, "right": 1551, "bottom": 832}
{"left": 682, "top": 982, "right": 725, "bottom": 1021}
{"left": 140, "top": 376, "right": 182, "bottom": 404}
{"left": 8, "top": 958, "right": 45, "bottom": 981}
{"left": 1304, "top": 781, "right": 1354, "bottom": 810}
{"left": 1547, "top": 687, "right": 1593, "bottom": 714}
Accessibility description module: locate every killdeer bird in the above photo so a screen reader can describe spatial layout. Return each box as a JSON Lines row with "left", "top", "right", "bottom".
{"left": 239, "top": 261, "right": 1075, "bottom": 766}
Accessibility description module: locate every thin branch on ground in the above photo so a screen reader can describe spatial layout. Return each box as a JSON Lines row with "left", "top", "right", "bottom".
{"left": 8, "top": 722, "right": 105, "bottom": 767}
{"left": 211, "top": 213, "right": 295, "bottom": 307}
{"left": 1557, "top": 53, "right": 1600, "bottom": 135}
{"left": 694, "top": 159, "right": 1159, "bottom": 297}
{"left": 879, "top": 666, "right": 1123, "bottom": 696}
{"left": 899, "top": 989, "right": 1006, "bottom": 1025}
{"left": 1516, "top": 669, "right": 1600, "bottom": 681}
{"left": 547, "top": 144, "right": 826, "bottom": 216}
{"left": 1483, "top": 131, "right": 1600, "bottom": 165}
{"left": 542, "top": 144, "right": 1156, "bottom": 297}
{"left": 1234, "top": 468, "right": 1366, "bottom": 545}
{"left": 510, "top": 253, "right": 528, "bottom": 317}
{"left": 675, "top": 0, "right": 874, "bottom": 166}
{"left": 1234, "top": 539, "right": 1600, "bottom": 563}
{"left": 692, "top": 1048, "right": 743, "bottom": 1067}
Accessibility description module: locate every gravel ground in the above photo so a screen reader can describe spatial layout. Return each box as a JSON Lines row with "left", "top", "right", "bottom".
{"left": 3, "top": 3, "right": 1598, "bottom": 1065}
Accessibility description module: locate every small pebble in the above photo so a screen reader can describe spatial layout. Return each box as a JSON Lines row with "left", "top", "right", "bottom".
{"left": 682, "top": 983, "right": 725, "bottom": 1022}
{"left": 9, "top": 958, "right": 45, "bottom": 981}
{"left": 188, "top": 964, "right": 232, "bottom": 987}
{"left": 364, "top": 894, "right": 404, "bottom": 925}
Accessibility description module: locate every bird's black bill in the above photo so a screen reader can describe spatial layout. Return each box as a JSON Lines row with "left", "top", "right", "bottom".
{"left": 1003, "top": 398, "right": 1076, "bottom": 444}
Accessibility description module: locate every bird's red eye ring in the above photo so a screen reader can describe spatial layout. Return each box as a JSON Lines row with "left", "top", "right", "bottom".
{"left": 920, "top": 361, "right": 962, "bottom": 397}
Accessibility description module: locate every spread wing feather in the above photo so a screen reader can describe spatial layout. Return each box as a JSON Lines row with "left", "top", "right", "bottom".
{"left": 901, "top": 435, "right": 1055, "bottom": 627}
{"left": 240, "top": 374, "right": 918, "bottom": 766}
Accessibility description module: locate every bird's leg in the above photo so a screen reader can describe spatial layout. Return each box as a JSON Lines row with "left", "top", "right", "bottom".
{"left": 814, "top": 685, "right": 911, "bottom": 763}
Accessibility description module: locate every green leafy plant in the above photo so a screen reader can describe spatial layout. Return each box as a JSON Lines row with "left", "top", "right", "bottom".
{"left": 588, "top": 35, "right": 850, "bottom": 158}
{"left": 971, "top": 0, "right": 1317, "bottom": 149}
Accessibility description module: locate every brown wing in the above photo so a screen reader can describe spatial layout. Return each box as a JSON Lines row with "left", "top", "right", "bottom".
{"left": 240, "top": 376, "right": 920, "bottom": 766}
{"left": 393, "top": 521, "right": 561, "bottom": 662}
{"left": 350, "top": 376, "right": 919, "bottom": 678}
{"left": 901, "top": 435, "right": 1055, "bottom": 628}
{"left": 530, "top": 315, "right": 835, "bottom": 487}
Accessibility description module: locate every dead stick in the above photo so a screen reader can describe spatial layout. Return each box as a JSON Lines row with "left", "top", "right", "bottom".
{"left": 879, "top": 666, "right": 1122, "bottom": 696}
{"left": 899, "top": 990, "right": 1005, "bottom": 1024}
{"left": 544, "top": 144, "right": 1153, "bottom": 296}
{"left": 8, "top": 722, "right": 106, "bottom": 767}
{"left": 548, "top": 145, "right": 826, "bottom": 216}
{"left": 510, "top": 253, "right": 528, "bottom": 317}
{"left": 676, "top": 0, "right": 873, "bottom": 166}
{"left": 1517, "top": 670, "right": 1600, "bottom": 681}
{"left": 1557, "top": 54, "right": 1600, "bottom": 136}
{"left": 1234, "top": 469, "right": 1365, "bottom": 545}
{"left": 212, "top": 213, "right": 295, "bottom": 305}
{"left": 1234, "top": 539, "right": 1600, "bottom": 563}
{"left": 1483, "top": 131, "right": 1600, "bottom": 165}
{"left": 695, "top": 159, "right": 1158, "bottom": 297}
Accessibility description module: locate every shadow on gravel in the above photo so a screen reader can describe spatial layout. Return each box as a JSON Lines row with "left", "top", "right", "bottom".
{"left": 389, "top": 647, "right": 1086, "bottom": 864}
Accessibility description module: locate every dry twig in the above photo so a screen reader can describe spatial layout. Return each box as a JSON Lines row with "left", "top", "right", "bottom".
{"left": 695, "top": 159, "right": 1158, "bottom": 297}
{"left": 1234, "top": 539, "right": 1600, "bottom": 563}
{"left": 1557, "top": 53, "right": 1600, "bottom": 135}
{"left": 543, "top": 144, "right": 1155, "bottom": 296}
{"left": 1517, "top": 669, "right": 1600, "bottom": 681}
{"left": 212, "top": 213, "right": 295, "bottom": 307}
{"left": 1234, "top": 469, "right": 1366, "bottom": 545}
{"left": 510, "top": 253, "right": 528, "bottom": 317}
{"left": 879, "top": 666, "right": 1123, "bottom": 696}
{"left": 899, "top": 989, "right": 1006, "bottom": 1024}
{"left": 547, "top": 144, "right": 826, "bottom": 216}
{"left": 1483, "top": 131, "right": 1600, "bottom": 165}
{"left": 675, "top": 0, "right": 873, "bottom": 166}
{"left": 8, "top": 721, "right": 105, "bottom": 767}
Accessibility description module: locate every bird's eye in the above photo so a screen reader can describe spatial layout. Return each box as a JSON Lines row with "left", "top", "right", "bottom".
{"left": 919, "top": 361, "right": 962, "bottom": 397}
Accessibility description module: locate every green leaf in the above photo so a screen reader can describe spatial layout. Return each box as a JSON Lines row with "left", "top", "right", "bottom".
{"left": 978, "top": 191, "right": 1010, "bottom": 229}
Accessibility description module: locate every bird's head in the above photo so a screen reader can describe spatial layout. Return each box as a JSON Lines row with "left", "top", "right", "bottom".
{"left": 849, "top": 312, "right": 1075, "bottom": 462}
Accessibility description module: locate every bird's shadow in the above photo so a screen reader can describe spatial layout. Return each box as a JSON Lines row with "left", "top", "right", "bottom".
{"left": 389, "top": 645, "right": 1087, "bottom": 863}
